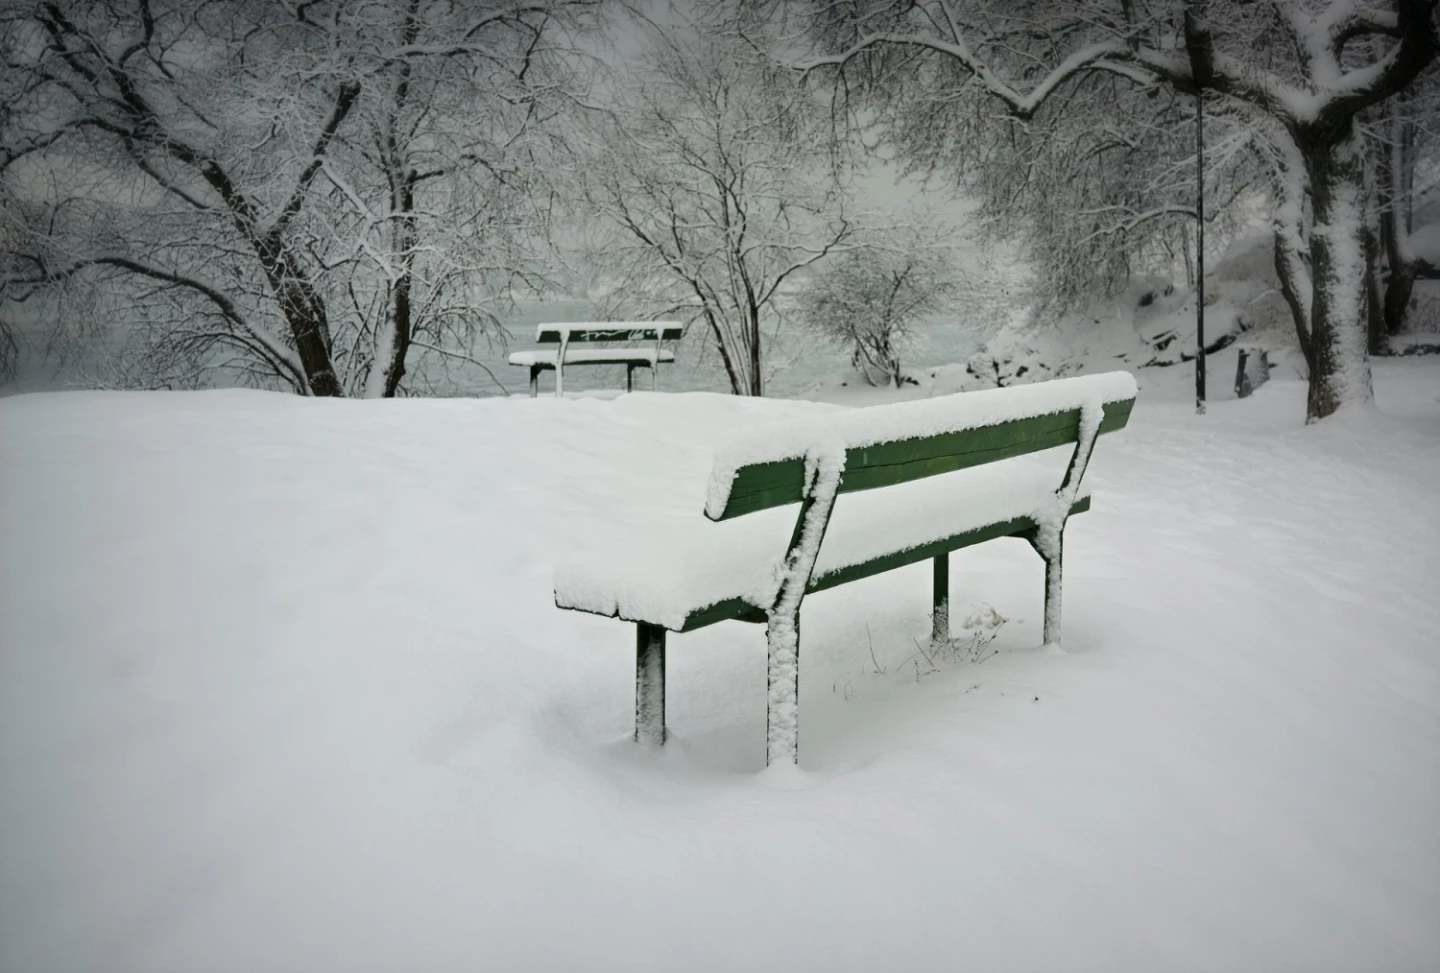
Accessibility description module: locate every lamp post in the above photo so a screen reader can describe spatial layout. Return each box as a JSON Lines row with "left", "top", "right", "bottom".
{"left": 1195, "top": 84, "right": 1206, "bottom": 414}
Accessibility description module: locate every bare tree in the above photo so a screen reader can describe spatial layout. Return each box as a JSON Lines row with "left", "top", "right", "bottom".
{"left": 0, "top": 0, "right": 596, "bottom": 396}
{"left": 856, "top": 24, "right": 1263, "bottom": 308}
{"left": 1, "top": 0, "right": 365, "bottom": 395}
{"left": 577, "top": 14, "right": 856, "bottom": 396}
{"left": 796, "top": 223, "right": 959, "bottom": 386}
{"left": 774, "top": 0, "right": 1438, "bottom": 420}
{"left": 315, "top": 0, "right": 597, "bottom": 397}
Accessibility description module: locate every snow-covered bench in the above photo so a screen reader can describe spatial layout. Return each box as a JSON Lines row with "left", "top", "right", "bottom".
{"left": 555, "top": 371, "right": 1138, "bottom": 766}
{"left": 508, "top": 322, "right": 683, "bottom": 397}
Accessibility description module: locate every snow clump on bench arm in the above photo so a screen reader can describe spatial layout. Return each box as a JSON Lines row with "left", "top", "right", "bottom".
{"left": 704, "top": 371, "right": 1138, "bottom": 521}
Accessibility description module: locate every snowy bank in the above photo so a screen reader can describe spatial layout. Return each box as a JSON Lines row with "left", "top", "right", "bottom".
{"left": 804, "top": 231, "right": 1434, "bottom": 405}
{"left": 2, "top": 364, "right": 1439, "bottom": 972}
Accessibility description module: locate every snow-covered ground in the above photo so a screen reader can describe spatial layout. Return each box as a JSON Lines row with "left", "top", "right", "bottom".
{"left": 2, "top": 358, "right": 1438, "bottom": 972}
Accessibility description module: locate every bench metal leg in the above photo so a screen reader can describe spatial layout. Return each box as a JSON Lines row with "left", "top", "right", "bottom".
{"left": 1041, "top": 537, "right": 1062, "bottom": 648}
{"left": 625, "top": 364, "right": 634, "bottom": 393}
{"left": 528, "top": 366, "right": 540, "bottom": 398}
{"left": 931, "top": 552, "right": 950, "bottom": 645}
{"left": 1024, "top": 530, "right": 1064, "bottom": 649}
{"left": 635, "top": 622, "right": 666, "bottom": 745}
{"left": 1021, "top": 524, "right": 1065, "bottom": 649}
{"left": 763, "top": 447, "right": 842, "bottom": 766}
{"left": 766, "top": 611, "right": 801, "bottom": 766}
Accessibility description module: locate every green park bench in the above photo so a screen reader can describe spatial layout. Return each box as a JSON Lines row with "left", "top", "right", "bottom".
{"left": 554, "top": 371, "right": 1138, "bottom": 766}
{"left": 508, "top": 322, "right": 683, "bottom": 397}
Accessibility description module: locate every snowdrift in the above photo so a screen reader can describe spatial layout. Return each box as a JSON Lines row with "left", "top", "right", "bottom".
{"left": 2, "top": 361, "right": 1439, "bottom": 972}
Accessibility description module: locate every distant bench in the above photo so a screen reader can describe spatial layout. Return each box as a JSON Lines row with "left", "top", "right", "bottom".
{"left": 508, "top": 322, "right": 683, "bottom": 397}
{"left": 554, "top": 372, "right": 1138, "bottom": 766}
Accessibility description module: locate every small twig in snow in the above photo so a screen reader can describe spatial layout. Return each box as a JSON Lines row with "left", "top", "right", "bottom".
{"left": 866, "top": 622, "right": 885, "bottom": 674}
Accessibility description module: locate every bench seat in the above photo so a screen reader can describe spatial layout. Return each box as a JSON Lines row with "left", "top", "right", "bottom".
{"left": 555, "top": 458, "right": 1090, "bottom": 633}
{"left": 552, "top": 371, "right": 1137, "bottom": 765}
{"left": 508, "top": 348, "right": 677, "bottom": 368}
{"left": 511, "top": 322, "right": 683, "bottom": 395}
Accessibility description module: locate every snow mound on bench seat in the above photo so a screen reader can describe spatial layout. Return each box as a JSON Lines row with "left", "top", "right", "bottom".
{"left": 705, "top": 371, "right": 1135, "bottom": 520}
{"left": 508, "top": 349, "right": 677, "bottom": 366}
{"left": 555, "top": 457, "right": 1088, "bottom": 631}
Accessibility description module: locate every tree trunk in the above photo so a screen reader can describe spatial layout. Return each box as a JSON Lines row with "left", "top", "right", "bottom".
{"left": 704, "top": 309, "right": 745, "bottom": 395}
{"left": 1274, "top": 231, "right": 1313, "bottom": 374}
{"left": 1384, "top": 263, "right": 1418, "bottom": 337}
{"left": 382, "top": 268, "right": 413, "bottom": 398}
{"left": 1271, "top": 168, "right": 1315, "bottom": 375}
{"left": 1378, "top": 98, "right": 1419, "bottom": 338}
{"left": 747, "top": 308, "right": 763, "bottom": 396}
{"left": 1297, "top": 124, "right": 1374, "bottom": 420}
{"left": 259, "top": 250, "right": 342, "bottom": 397}
{"left": 1181, "top": 228, "right": 1195, "bottom": 291}
{"left": 371, "top": 174, "right": 417, "bottom": 399}
{"left": 374, "top": 4, "right": 421, "bottom": 400}
{"left": 215, "top": 81, "right": 360, "bottom": 399}
{"left": 1364, "top": 221, "right": 1387, "bottom": 357}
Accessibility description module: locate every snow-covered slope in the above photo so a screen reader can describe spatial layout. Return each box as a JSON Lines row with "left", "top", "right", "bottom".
{"left": 797, "top": 232, "right": 1318, "bottom": 405}
{"left": 966, "top": 234, "right": 1301, "bottom": 388}
{"left": 2, "top": 365, "right": 1438, "bottom": 972}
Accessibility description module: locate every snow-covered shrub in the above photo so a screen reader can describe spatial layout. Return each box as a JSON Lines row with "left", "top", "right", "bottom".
{"left": 797, "top": 243, "right": 958, "bottom": 387}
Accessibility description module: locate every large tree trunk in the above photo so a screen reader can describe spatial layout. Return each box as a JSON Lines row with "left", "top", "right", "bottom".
{"left": 257, "top": 249, "right": 342, "bottom": 397}
{"left": 1384, "top": 262, "right": 1419, "bottom": 336}
{"left": 369, "top": 175, "right": 418, "bottom": 399}
{"left": 1271, "top": 142, "right": 1315, "bottom": 375}
{"left": 207, "top": 81, "right": 361, "bottom": 399}
{"left": 702, "top": 310, "right": 742, "bottom": 395}
{"left": 382, "top": 269, "right": 413, "bottom": 398}
{"left": 1296, "top": 124, "right": 1375, "bottom": 420}
{"left": 1364, "top": 222, "right": 1387, "bottom": 357}
{"left": 371, "top": 2, "right": 421, "bottom": 400}
{"left": 1274, "top": 228, "right": 1314, "bottom": 373}
{"left": 1378, "top": 95, "right": 1420, "bottom": 338}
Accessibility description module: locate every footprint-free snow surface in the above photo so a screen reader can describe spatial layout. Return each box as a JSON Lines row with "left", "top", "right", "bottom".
{"left": 2, "top": 362, "right": 1438, "bottom": 972}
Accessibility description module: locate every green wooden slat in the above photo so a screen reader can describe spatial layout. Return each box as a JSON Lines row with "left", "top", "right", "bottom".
{"left": 806, "top": 496, "right": 1090, "bottom": 595}
{"left": 675, "top": 495, "right": 1092, "bottom": 632}
{"left": 717, "top": 458, "right": 806, "bottom": 521}
{"left": 712, "top": 397, "right": 1133, "bottom": 521}
{"left": 711, "top": 458, "right": 808, "bottom": 521}
{"left": 515, "top": 355, "right": 668, "bottom": 369}
{"left": 538, "top": 327, "right": 683, "bottom": 343}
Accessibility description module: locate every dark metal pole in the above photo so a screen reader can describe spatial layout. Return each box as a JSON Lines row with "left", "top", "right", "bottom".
{"left": 1195, "top": 87, "right": 1206, "bottom": 415}
{"left": 931, "top": 553, "right": 949, "bottom": 645}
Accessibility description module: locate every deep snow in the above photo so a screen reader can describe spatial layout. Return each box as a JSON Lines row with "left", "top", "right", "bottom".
{"left": 1, "top": 359, "right": 1438, "bottom": 972}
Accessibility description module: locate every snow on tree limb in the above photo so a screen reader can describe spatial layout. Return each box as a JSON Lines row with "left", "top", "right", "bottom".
{"left": 796, "top": 33, "right": 1133, "bottom": 121}
{"left": 783, "top": 0, "right": 1436, "bottom": 419}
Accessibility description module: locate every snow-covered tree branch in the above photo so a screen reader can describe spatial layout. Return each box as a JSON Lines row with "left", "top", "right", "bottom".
{"left": 576, "top": 14, "right": 858, "bottom": 396}
{"left": 796, "top": 219, "right": 961, "bottom": 386}
{"left": 775, "top": 0, "right": 1439, "bottom": 419}
{"left": 0, "top": 0, "right": 597, "bottom": 396}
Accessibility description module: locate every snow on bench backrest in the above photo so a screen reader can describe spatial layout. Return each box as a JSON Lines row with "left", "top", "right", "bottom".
{"left": 705, "top": 371, "right": 1138, "bottom": 521}
{"left": 536, "top": 322, "right": 683, "bottom": 343}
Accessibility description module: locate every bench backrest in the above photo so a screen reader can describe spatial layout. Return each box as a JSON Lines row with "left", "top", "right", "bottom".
{"left": 537, "top": 322, "right": 683, "bottom": 343}
{"left": 705, "top": 372, "right": 1137, "bottom": 521}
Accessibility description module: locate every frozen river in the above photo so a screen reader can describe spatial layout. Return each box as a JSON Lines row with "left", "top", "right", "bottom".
{"left": 481, "top": 300, "right": 987, "bottom": 398}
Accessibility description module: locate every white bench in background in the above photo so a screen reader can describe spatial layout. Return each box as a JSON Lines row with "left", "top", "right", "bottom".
{"left": 508, "top": 322, "right": 683, "bottom": 397}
